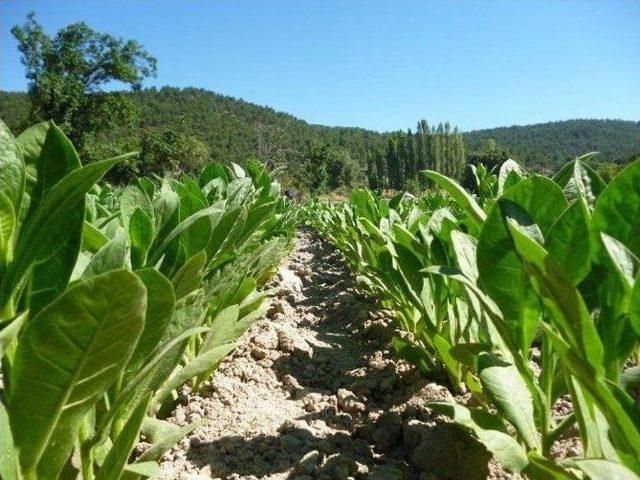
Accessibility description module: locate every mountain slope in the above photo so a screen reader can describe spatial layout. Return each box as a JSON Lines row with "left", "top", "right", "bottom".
{"left": 464, "top": 119, "right": 640, "bottom": 169}
{"left": 1, "top": 88, "right": 638, "bottom": 169}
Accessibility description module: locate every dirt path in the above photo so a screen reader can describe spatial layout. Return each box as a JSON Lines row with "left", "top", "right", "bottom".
{"left": 157, "top": 231, "right": 507, "bottom": 480}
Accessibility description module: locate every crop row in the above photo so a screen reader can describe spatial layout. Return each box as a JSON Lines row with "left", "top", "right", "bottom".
{"left": 0, "top": 119, "right": 295, "bottom": 480}
{"left": 304, "top": 157, "right": 640, "bottom": 479}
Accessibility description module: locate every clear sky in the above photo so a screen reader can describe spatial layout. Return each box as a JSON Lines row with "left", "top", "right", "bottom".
{"left": 1, "top": 0, "right": 639, "bottom": 131}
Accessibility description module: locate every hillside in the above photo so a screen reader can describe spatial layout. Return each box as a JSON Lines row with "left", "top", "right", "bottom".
{"left": 464, "top": 119, "right": 640, "bottom": 169}
{"left": 2, "top": 88, "right": 639, "bottom": 172}
{"left": 0, "top": 88, "right": 383, "bottom": 168}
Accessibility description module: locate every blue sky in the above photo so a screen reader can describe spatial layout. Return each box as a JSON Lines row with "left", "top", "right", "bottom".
{"left": 1, "top": 0, "right": 639, "bottom": 131}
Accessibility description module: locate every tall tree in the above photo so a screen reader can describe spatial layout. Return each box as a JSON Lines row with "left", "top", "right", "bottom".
{"left": 405, "top": 129, "right": 416, "bottom": 179}
{"left": 386, "top": 136, "right": 398, "bottom": 190}
{"left": 11, "top": 13, "right": 156, "bottom": 149}
{"left": 373, "top": 146, "right": 387, "bottom": 191}
{"left": 416, "top": 119, "right": 430, "bottom": 171}
{"left": 306, "top": 142, "right": 329, "bottom": 192}
{"left": 394, "top": 133, "right": 406, "bottom": 190}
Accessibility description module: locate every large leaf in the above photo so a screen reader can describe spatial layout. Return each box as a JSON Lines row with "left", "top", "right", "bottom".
{"left": 477, "top": 176, "right": 567, "bottom": 351}
{"left": 477, "top": 353, "right": 539, "bottom": 450}
{"left": 135, "top": 417, "right": 206, "bottom": 464}
{"left": 15, "top": 121, "right": 80, "bottom": 215}
{"left": 505, "top": 219, "right": 603, "bottom": 370}
{"left": 123, "top": 269, "right": 175, "bottom": 386}
{"left": 546, "top": 199, "right": 591, "bottom": 284}
{"left": 631, "top": 275, "right": 640, "bottom": 335}
{"left": 429, "top": 402, "right": 529, "bottom": 473}
{"left": 171, "top": 250, "right": 207, "bottom": 300}
{"left": 450, "top": 230, "right": 478, "bottom": 282}
{"left": 154, "top": 342, "right": 235, "bottom": 406}
{"left": 552, "top": 156, "right": 604, "bottom": 211}
{"left": 0, "top": 192, "right": 16, "bottom": 266}
{"left": 524, "top": 452, "right": 578, "bottom": 479}
{"left": 82, "top": 220, "right": 110, "bottom": 253}
{"left": 0, "top": 120, "right": 25, "bottom": 225}
{"left": 2, "top": 156, "right": 124, "bottom": 312}
{"left": 83, "top": 229, "right": 129, "bottom": 278}
{"left": 498, "top": 159, "right": 524, "bottom": 195}
{"left": 571, "top": 459, "right": 640, "bottom": 480}
{"left": 129, "top": 208, "right": 155, "bottom": 269}
{"left": 0, "top": 402, "right": 19, "bottom": 480}
{"left": 8, "top": 270, "right": 146, "bottom": 478}
{"left": 151, "top": 202, "right": 224, "bottom": 264}
{"left": 424, "top": 170, "right": 486, "bottom": 228}
{"left": 591, "top": 159, "right": 640, "bottom": 264}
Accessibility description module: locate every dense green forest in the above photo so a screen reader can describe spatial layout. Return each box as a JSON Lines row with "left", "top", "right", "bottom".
{"left": 1, "top": 89, "right": 638, "bottom": 189}
{"left": 465, "top": 119, "right": 640, "bottom": 172}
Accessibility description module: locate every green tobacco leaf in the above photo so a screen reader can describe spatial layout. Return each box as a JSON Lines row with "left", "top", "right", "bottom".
{"left": 101, "top": 325, "right": 208, "bottom": 442}
{"left": 16, "top": 121, "right": 80, "bottom": 215}
{"left": 113, "top": 304, "right": 204, "bottom": 414}
{"left": 631, "top": 276, "right": 640, "bottom": 335}
{"left": 123, "top": 268, "right": 175, "bottom": 386}
{"left": 123, "top": 461, "right": 159, "bottom": 479}
{"left": 543, "top": 324, "right": 640, "bottom": 471}
{"left": 423, "top": 170, "right": 486, "bottom": 227}
{"left": 591, "top": 159, "right": 640, "bottom": 264}
{"left": 3, "top": 156, "right": 123, "bottom": 313}
{"left": 205, "top": 304, "right": 240, "bottom": 346}
{"left": 0, "top": 192, "right": 16, "bottom": 265}
{"left": 199, "top": 162, "right": 230, "bottom": 187}
{"left": 392, "top": 336, "right": 434, "bottom": 375}
{"left": 8, "top": 270, "right": 146, "bottom": 478}
{"left": 205, "top": 206, "right": 243, "bottom": 262}
{"left": 136, "top": 418, "right": 206, "bottom": 464}
{"left": 0, "top": 311, "right": 27, "bottom": 353}
{"left": 120, "top": 184, "right": 154, "bottom": 228}
{"left": 82, "top": 220, "right": 110, "bottom": 253}
{"left": 96, "top": 395, "right": 151, "bottom": 480}
{"left": 450, "top": 230, "right": 479, "bottom": 282}
{"left": 477, "top": 353, "right": 539, "bottom": 451}
{"left": 524, "top": 452, "right": 579, "bottom": 479}
{"left": 129, "top": 207, "right": 155, "bottom": 269}
{"left": 601, "top": 233, "right": 639, "bottom": 289}
{"left": 0, "top": 401, "right": 19, "bottom": 480}
{"left": 433, "top": 333, "right": 461, "bottom": 385}
{"left": 553, "top": 156, "right": 605, "bottom": 211}
{"left": 171, "top": 250, "right": 207, "bottom": 300}
{"left": 154, "top": 342, "right": 235, "bottom": 405}
{"left": 506, "top": 220, "right": 603, "bottom": 370}
{"left": 429, "top": 402, "right": 529, "bottom": 473}
{"left": 570, "top": 379, "right": 619, "bottom": 461}
{"left": 477, "top": 176, "right": 567, "bottom": 352}
{"left": 571, "top": 459, "right": 640, "bottom": 480}
{"left": 498, "top": 159, "right": 524, "bottom": 195}
{"left": 83, "top": 229, "right": 129, "bottom": 278}
{"left": 153, "top": 179, "right": 180, "bottom": 235}
{"left": 546, "top": 199, "right": 591, "bottom": 284}
{"left": 152, "top": 203, "right": 224, "bottom": 264}
{"left": 0, "top": 120, "right": 24, "bottom": 229}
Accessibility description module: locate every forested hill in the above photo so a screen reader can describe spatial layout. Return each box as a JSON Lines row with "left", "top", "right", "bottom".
{"left": 0, "top": 88, "right": 382, "bottom": 167}
{"left": 464, "top": 119, "right": 640, "bottom": 170}
{"left": 1, "top": 88, "right": 638, "bottom": 172}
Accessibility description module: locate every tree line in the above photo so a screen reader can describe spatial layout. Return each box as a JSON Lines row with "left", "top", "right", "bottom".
{"left": 366, "top": 121, "right": 467, "bottom": 193}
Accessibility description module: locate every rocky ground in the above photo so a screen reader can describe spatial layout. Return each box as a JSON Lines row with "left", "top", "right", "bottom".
{"left": 155, "top": 230, "right": 513, "bottom": 480}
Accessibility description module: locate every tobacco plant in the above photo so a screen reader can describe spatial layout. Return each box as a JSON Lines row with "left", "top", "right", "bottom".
{"left": 0, "top": 119, "right": 294, "bottom": 480}
{"left": 305, "top": 155, "right": 640, "bottom": 479}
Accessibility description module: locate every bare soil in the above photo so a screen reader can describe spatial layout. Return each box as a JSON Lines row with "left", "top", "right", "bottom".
{"left": 155, "top": 231, "right": 513, "bottom": 480}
